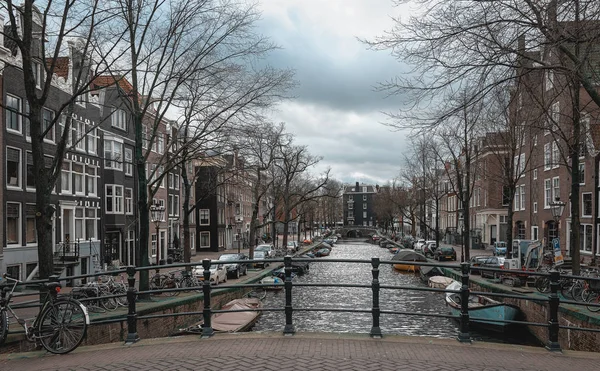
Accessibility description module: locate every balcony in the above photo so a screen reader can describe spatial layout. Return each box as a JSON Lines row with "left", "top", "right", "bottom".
{"left": 54, "top": 241, "right": 81, "bottom": 262}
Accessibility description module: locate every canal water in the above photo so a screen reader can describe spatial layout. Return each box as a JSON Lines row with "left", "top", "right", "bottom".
{"left": 253, "top": 239, "right": 542, "bottom": 346}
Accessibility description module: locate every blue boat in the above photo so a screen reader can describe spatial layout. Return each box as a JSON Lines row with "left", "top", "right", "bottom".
{"left": 445, "top": 281, "right": 520, "bottom": 331}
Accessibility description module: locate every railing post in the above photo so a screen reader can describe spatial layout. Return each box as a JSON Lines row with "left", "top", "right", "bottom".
{"left": 457, "top": 262, "right": 471, "bottom": 343}
{"left": 546, "top": 269, "right": 561, "bottom": 352}
{"left": 201, "top": 259, "right": 214, "bottom": 338}
{"left": 370, "top": 257, "right": 382, "bottom": 338}
{"left": 283, "top": 256, "right": 295, "bottom": 335}
{"left": 125, "top": 266, "right": 139, "bottom": 344}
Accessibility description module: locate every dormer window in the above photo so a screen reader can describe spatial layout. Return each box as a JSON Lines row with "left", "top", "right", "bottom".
{"left": 111, "top": 107, "right": 127, "bottom": 131}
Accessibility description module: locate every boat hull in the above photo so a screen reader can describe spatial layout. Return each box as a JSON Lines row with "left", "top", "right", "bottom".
{"left": 393, "top": 263, "right": 419, "bottom": 272}
{"left": 446, "top": 302, "right": 519, "bottom": 330}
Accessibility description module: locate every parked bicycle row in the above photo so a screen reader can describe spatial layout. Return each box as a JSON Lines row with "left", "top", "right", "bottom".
{"left": 534, "top": 267, "right": 600, "bottom": 311}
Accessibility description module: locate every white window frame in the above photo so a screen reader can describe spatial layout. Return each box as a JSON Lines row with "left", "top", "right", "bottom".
{"left": 124, "top": 148, "right": 133, "bottom": 176}
{"left": 25, "top": 203, "right": 37, "bottom": 245}
{"left": 42, "top": 107, "right": 55, "bottom": 143}
{"left": 61, "top": 160, "right": 72, "bottom": 194}
{"left": 86, "top": 165, "right": 97, "bottom": 196}
{"left": 105, "top": 184, "right": 124, "bottom": 214}
{"left": 520, "top": 185, "right": 525, "bottom": 210}
{"left": 552, "top": 176, "right": 560, "bottom": 202}
{"left": 200, "top": 231, "right": 210, "bottom": 248}
{"left": 111, "top": 107, "right": 127, "bottom": 131}
{"left": 87, "top": 126, "right": 98, "bottom": 155}
{"left": 580, "top": 224, "right": 593, "bottom": 253}
{"left": 544, "top": 179, "right": 552, "bottom": 209}
{"left": 75, "top": 207, "right": 85, "bottom": 240}
{"left": 6, "top": 94, "right": 22, "bottom": 134}
{"left": 6, "top": 147, "right": 22, "bottom": 190}
{"left": 579, "top": 163, "right": 585, "bottom": 185}
{"left": 544, "top": 143, "right": 551, "bottom": 170}
{"left": 151, "top": 234, "right": 157, "bottom": 257}
{"left": 533, "top": 169, "right": 538, "bottom": 180}
{"left": 85, "top": 208, "right": 98, "bottom": 240}
{"left": 582, "top": 193, "right": 593, "bottom": 217}
{"left": 125, "top": 188, "right": 133, "bottom": 215}
{"left": 533, "top": 202, "right": 538, "bottom": 213}
{"left": 73, "top": 163, "right": 85, "bottom": 196}
{"left": 104, "top": 138, "right": 124, "bottom": 171}
{"left": 552, "top": 141, "right": 560, "bottom": 169}
{"left": 199, "top": 209, "right": 209, "bottom": 225}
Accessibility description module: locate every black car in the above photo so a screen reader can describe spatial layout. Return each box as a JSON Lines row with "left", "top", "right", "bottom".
{"left": 218, "top": 253, "right": 249, "bottom": 279}
{"left": 433, "top": 246, "right": 457, "bottom": 261}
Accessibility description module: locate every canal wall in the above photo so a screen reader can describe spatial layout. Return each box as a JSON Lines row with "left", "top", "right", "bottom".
{"left": 1, "top": 272, "right": 271, "bottom": 354}
{"left": 442, "top": 267, "right": 600, "bottom": 352}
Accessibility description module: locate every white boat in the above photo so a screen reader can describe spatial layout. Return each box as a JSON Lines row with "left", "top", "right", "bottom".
{"left": 428, "top": 276, "right": 455, "bottom": 289}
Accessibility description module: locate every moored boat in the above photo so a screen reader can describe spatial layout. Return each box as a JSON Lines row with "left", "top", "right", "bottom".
{"left": 260, "top": 275, "right": 284, "bottom": 290}
{"left": 428, "top": 276, "right": 454, "bottom": 289}
{"left": 177, "top": 297, "right": 262, "bottom": 334}
{"left": 444, "top": 281, "right": 520, "bottom": 331}
{"left": 391, "top": 250, "right": 428, "bottom": 272}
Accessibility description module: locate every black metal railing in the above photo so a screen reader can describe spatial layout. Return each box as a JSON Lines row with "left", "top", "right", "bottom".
{"left": 5, "top": 257, "right": 600, "bottom": 353}
{"left": 54, "top": 241, "right": 81, "bottom": 262}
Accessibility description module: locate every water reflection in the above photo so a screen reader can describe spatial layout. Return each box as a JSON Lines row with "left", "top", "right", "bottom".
{"left": 253, "top": 240, "right": 541, "bottom": 346}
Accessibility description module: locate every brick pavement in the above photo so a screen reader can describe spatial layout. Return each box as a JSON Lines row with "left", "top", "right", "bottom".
{"left": 1, "top": 332, "right": 599, "bottom": 371}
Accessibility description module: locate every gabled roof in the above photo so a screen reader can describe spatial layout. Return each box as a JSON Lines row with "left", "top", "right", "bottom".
{"left": 92, "top": 75, "right": 135, "bottom": 94}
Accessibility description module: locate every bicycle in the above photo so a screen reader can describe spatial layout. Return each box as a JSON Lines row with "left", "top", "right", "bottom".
{"left": 0, "top": 274, "right": 89, "bottom": 354}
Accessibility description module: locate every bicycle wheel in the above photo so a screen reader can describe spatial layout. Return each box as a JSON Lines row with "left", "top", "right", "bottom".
{"left": 113, "top": 285, "right": 128, "bottom": 306}
{"left": 99, "top": 288, "right": 119, "bottom": 311}
{"left": 0, "top": 309, "right": 8, "bottom": 345}
{"left": 586, "top": 293, "right": 600, "bottom": 312}
{"left": 535, "top": 277, "right": 550, "bottom": 293}
{"left": 37, "top": 298, "right": 88, "bottom": 354}
{"left": 160, "top": 279, "right": 180, "bottom": 296}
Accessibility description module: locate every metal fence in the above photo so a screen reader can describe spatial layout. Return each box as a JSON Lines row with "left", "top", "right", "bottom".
{"left": 4, "top": 258, "right": 600, "bottom": 352}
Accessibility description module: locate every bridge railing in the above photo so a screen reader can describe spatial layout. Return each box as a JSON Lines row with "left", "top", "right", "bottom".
{"left": 4, "top": 258, "right": 600, "bottom": 352}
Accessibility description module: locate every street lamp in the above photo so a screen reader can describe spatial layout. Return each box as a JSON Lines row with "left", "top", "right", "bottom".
{"left": 150, "top": 202, "right": 165, "bottom": 272}
{"left": 458, "top": 218, "right": 465, "bottom": 263}
{"left": 549, "top": 197, "right": 566, "bottom": 265}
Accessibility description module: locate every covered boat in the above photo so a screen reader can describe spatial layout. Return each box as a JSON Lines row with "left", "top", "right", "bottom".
{"left": 445, "top": 281, "right": 520, "bottom": 331}
{"left": 419, "top": 265, "right": 444, "bottom": 282}
{"left": 391, "top": 250, "right": 427, "bottom": 272}
{"left": 260, "top": 275, "right": 284, "bottom": 290}
{"left": 428, "top": 276, "right": 455, "bottom": 289}
{"left": 178, "top": 297, "right": 262, "bottom": 334}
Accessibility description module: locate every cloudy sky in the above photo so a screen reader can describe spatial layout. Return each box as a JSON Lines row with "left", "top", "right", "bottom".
{"left": 257, "top": 0, "right": 413, "bottom": 186}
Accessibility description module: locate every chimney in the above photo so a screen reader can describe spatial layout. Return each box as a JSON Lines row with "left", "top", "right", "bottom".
{"left": 355, "top": 182, "right": 359, "bottom": 192}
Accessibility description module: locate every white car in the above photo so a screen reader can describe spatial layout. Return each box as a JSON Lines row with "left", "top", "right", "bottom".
{"left": 193, "top": 264, "right": 227, "bottom": 285}
{"left": 287, "top": 241, "right": 299, "bottom": 253}
{"left": 256, "top": 244, "right": 276, "bottom": 257}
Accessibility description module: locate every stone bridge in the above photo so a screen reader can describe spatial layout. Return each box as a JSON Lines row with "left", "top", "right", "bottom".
{"left": 336, "top": 226, "right": 379, "bottom": 238}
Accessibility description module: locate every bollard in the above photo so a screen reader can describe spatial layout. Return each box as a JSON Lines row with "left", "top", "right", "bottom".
{"left": 283, "top": 256, "right": 295, "bottom": 335}
{"left": 457, "top": 262, "right": 471, "bottom": 343}
{"left": 201, "top": 259, "right": 214, "bottom": 338}
{"left": 546, "top": 269, "right": 561, "bottom": 352}
{"left": 370, "top": 257, "right": 382, "bottom": 338}
{"left": 125, "top": 266, "right": 139, "bottom": 344}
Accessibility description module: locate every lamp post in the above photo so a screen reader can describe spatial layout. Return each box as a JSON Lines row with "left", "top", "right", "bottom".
{"left": 150, "top": 202, "right": 165, "bottom": 272}
{"left": 549, "top": 197, "right": 566, "bottom": 265}
{"left": 458, "top": 218, "right": 465, "bottom": 263}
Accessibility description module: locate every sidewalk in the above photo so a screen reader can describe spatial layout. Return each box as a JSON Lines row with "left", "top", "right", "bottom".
{"left": 1, "top": 332, "right": 599, "bottom": 371}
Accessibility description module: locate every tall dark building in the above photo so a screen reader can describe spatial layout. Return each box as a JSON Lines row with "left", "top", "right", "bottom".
{"left": 343, "top": 182, "right": 378, "bottom": 227}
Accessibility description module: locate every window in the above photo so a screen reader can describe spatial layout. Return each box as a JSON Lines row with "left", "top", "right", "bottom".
{"left": 58, "top": 115, "right": 72, "bottom": 147}
{"left": 544, "top": 179, "right": 552, "bottom": 208}
{"left": 6, "top": 202, "right": 21, "bottom": 245}
{"left": 85, "top": 208, "right": 97, "bottom": 240}
{"left": 516, "top": 221, "right": 525, "bottom": 239}
{"left": 348, "top": 203, "right": 353, "bottom": 210}
{"left": 125, "top": 188, "right": 133, "bottom": 215}
{"left": 73, "top": 163, "right": 84, "bottom": 195}
{"left": 105, "top": 185, "right": 124, "bottom": 214}
{"left": 86, "top": 166, "right": 97, "bottom": 196}
{"left": 550, "top": 101, "right": 560, "bottom": 133}
{"left": 363, "top": 195, "right": 367, "bottom": 201}
{"left": 111, "top": 108, "right": 127, "bottom": 130}
{"left": 362, "top": 186, "right": 367, "bottom": 192}
{"left": 72, "top": 118, "right": 85, "bottom": 151}
{"left": 6, "top": 147, "right": 21, "bottom": 188}
{"left": 6, "top": 94, "right": 22, "bottom": 133}
{"left": 61, "top": 160, "right": 71, "bottom": 194}
{"left": 168, "top": 173, "right": 174, "bottom": 189}
{"left": 151, "top": 234, "right": 157, "bottom": 256}
{"left": 75, "top": 208, "right": 84, "bottom": 240}
{"left": 363, "top": 203, "right": 367, "bottom": 210}
{"left": 363, "top": 211, "right": 367, "bottom": 218}
{"left": 579, "top": 163, "right": 585, "bottom": 185}
{"left": 552, "top": 177, "right": 560, "bottom": 201}
{"left": 546, "top": 70, "right": 554, "bottom": 91}
{"left": 157, "top": 134, "right": 164, "bottom": 154}
{"left": 42, "top": 108, "right": 55, "bottom": 142}
{"left": 124, "top": 148, "right": 133, "bottom": 176}
{"left": 169, "top": 194, "right": 179, "bottom": 216}
{"left": 533, "top": 135, "right": 538, "bottom": 146}
{"left": 502, "top": 186, "right": 510, "bottom": 206}
{"left": 580, "top": 224, "right": 593, "bottom": 252}
{"left": 26, "top": 204, "right": 36, "bottom": 244}
{"left": 87, "top": 126, "right": 98, "bottom": 155}
{"left": 583, "top": 193, "right": 592, "bottom": 217}
{"left": 520, "top": 185, "right": 525, "bottom": 210}
{"left": 200, "top": 232, "right": 210, "bottom": 248}
{"left": 544, "top": 143, "right": 551, "bottom": 170}
{"left": 32, "top": 61, "right": 42, "bottom": 88}
{"left": 533, "top": 169, "right": 538, "bottom": 180}
{"left": 142, "top": 125, "right": 149, "bottom": 149}
{"left": 104, "top": 138, "right": 123, "bottom": 170}
{"left": 199, "top": 209, "right": 209, "bottom": 225}
{"left": 514, "top": 154, "right": 525, "bottom": 177}
{"left": 533, "top": 202, "right": 538, "bottom": 213}
{"left": 6, "top": 265, "right": 20, "bottom": 280}
{"left": 552, "top": 141, "right": 559, "bottom": 168}
{"left": 514, "top": 189, "right": 520, "bottom": 212}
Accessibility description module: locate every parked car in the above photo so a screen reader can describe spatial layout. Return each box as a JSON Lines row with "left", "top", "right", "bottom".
{"left": 371, "top": 234, "right": 382, "bottom": 243}
{"left": 218, "top": 253, "right": 249, "bottom": 279}
{"left": 413, "top": 239, "right": 426, "bottom": 251}
{"left": 493, "top": 241, "right": 508, "bottom": 256}
{"left": 287, "top": 241, "right": 299, "bottom": 253}
{"left": 415, "top": 240, "right": 435, "bottom": 254}
{"left": 480, "top": 256, "right": 506, "bottom": 279}
{"left": 253, "top": 251, "right": 269, "bottom": 269}
{"left": 433, "top": 246, "right": 457, "bottom": 261}
{"left": 469, "top": 256, "right": 489, "bottom": 274}
{"left": 256, "top": 244, "right": 276, "bottom": 258}
{"left": 193, "top": 263, "right": 227, "bottom": 285}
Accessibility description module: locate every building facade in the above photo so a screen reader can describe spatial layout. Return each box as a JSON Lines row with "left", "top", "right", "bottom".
{"left": 343, "top": 182, "right": 378, "bottom": 227}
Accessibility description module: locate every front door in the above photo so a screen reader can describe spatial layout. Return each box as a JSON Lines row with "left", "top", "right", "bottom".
{"left": 490, "top": 225, "right": 497, "bottom": 245}
{"left": 104, "top": 232, "right": 121, "bottom": 267}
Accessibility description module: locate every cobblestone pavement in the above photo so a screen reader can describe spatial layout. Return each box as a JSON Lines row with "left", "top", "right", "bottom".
{"left": 1, "top": 333, "right": 599, "bottom": 371}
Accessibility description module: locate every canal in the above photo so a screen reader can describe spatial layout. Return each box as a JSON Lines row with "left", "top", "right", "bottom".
{"left": 253, "top": 239, "right": 541, "bottom": 346}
